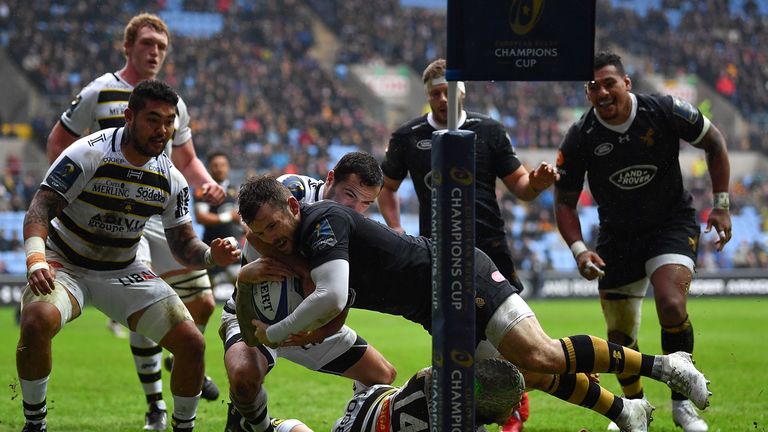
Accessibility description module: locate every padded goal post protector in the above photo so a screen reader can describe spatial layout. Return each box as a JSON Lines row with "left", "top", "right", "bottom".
{"left": 430, "top": 129, "right": 476, "bottom": 432}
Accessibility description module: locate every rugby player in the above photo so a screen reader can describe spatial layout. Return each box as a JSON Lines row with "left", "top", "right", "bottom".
{"left": 17, "top": 80, "right": 240, "bottom": 432}
{"left": 332, "top": 358, "right": 525, "bottom": 432}
{"left": 237, "top": 175, "right": 714, "bottom": 432}
{"left": 221, "top": 152, "right": 396, "bottom": 432}
{"left": 45, "top": 13, "right": 225, "bottom": 429}
{"left": 378, "top": 58, "right": 558, "bottom": 431}
{"left": 554, "top": 51, "right": 731, "bottom": 432}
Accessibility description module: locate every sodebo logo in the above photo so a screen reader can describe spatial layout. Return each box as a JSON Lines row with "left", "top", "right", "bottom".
{"left": 509, "top": 0, "right": 545, "bottom": 35}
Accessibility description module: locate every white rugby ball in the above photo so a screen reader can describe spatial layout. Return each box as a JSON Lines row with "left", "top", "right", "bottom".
{"left": 241, "top": 276, "right": 305, "bottom": 325}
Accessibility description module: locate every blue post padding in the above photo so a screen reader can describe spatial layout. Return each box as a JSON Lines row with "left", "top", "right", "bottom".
{"left": 430, "top": 129, "right": 476, "bottom": 432}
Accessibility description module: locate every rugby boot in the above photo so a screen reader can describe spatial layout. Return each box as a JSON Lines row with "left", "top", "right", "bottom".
{"left": 661, "top": 352, "right": 711, "bottom": 410}
{"left": 201, "top": 376, "right": 220, "bottom": 401}
{"left": 614, "top": 398, "right": 654, "bottom": 432}
{"left": 672, "top": 399, "right": 708, "bottom": 431}
{"left": 144, "top": 403, "right": 168, "bottom": 431}
{"left": 21, "top": 422, "right": 46, "bottom": 432}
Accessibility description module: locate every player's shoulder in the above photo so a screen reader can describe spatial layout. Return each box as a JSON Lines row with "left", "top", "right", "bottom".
{"left": 465, "top": 111, "right": 495, "bottom": 124}
{"left": 71, "top": 127, "right": 121, "bottom": 155}
{"left": 80, "top": 72, "right": 132, "bottom": 95}
{"left": 465, "top": 111, "right": 505, "bottom": 133}
{"left": 393, "top": 114, "right": 430, "bottom": 135}
{"left": 635, "top": 93, "right": 671, "bottom": 112}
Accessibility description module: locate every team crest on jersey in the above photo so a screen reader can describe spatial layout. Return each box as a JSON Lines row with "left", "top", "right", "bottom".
{"left": 609, "top": 165, "right": 657, "bottom": 190}
{"left": 672, "top": 97, "right": 699, "bottom": 124}
{"left": 309, "top": 218, "right": 337, "bottom": 252}
{"left": 640, "top": 128, "right": 656, "bottom": 146}
{"left": 416, "top": 139, "right": 432, "bottom": 150}
{"left": 594, "top": 142, "right": 614, "bottom": 156}
{"left": 47, "top": 156, "right": 82, "bottom": 194}
{"left": 688, "top": 236, "right": 698, "bottom": 253}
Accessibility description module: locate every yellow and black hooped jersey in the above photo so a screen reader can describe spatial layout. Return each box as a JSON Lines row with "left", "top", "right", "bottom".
{"left": 334, "top": 367, "right": 432, "bottom": 432}
{"left": 42, "top": 127, "right": 192, "bottom": 270}
{"left": 59, "top": 72, "right": 192, "bottom": 154}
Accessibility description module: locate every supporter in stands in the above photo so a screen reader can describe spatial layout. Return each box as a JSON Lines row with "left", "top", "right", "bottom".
{"left": 554, "top": 51, "right": 731, "bottom": 432}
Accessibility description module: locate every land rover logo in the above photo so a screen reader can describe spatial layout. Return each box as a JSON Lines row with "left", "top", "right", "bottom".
{"left": 594, "top": 142, "right": 614, "bottom": 156}
{"left": 609, "top": 165, "right": 657, "bottom": 190}
{"left": 416, "top": 139, "right": 432, "bottom": 150}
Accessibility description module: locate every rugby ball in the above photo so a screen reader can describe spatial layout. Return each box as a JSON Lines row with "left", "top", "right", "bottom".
{"left": 238, "top": 276, "right": 305, "bottom": 325}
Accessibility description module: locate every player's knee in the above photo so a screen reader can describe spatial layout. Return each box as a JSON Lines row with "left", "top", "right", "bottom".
{"left": 18, "top": 303, "right": 59, "bottom": 341}
{"left": 184, "top": 292, "right": 216, "bottom": 323}
{"left": 371, "top": 359, "right": 397, "bottom": 385}
{"left": 516, "top": 339, "right": 563, "bottom": 372}
{"left": 229, "top": 370, "right": 263, "bottom": 403}
{"left": 176, "top": 323, "right": 206, "bottom": 358}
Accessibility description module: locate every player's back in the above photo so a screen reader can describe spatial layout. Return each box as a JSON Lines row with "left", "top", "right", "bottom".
{"left": 298, "top": 201, "right": 433, "bottom": 329}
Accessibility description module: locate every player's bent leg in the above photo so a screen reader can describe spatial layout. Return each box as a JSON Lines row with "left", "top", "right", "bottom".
{"left": 132, "top": 295, "right": 204, "bottom": 432}
{"left": 490, "top": 296, "right": 711, "bottom": 409}
{"left": 167, "top": 272, "right": 220, "bottom": 401}
{"left": 129, "top": 331, "right": 167, "bottom": 430}
{"left": 18, "top": 280, "right": 81, "bottom": 430}
{"left": 523, "top": 370, "right": 654, "bottom": 430}
{"left": 487, "top": 295, "right": 566, "bottom": 373}
{"left": 223, "top": 333, "right": 275, "bottom": 432}
{"left": 339, "top": 344, "right": 397, "bottom": 391}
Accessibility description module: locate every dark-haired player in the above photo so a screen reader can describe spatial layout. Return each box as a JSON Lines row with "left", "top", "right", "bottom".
{"left": 554, "top": 50, "right": 731, "bottom": 432}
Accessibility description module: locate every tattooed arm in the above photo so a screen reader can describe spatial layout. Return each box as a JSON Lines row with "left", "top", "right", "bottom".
{"left": 166, "top": 223, "right": 241, "bottom": 269}
{"left": 24, "top": 187, "right": 69, "bottom": 295}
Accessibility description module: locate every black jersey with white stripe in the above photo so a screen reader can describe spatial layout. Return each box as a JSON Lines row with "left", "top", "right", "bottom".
{"left": 556, "top": 93, "right": 708, "bottom": 232}
{"left": 381, "top": 111, "right": 521, "bottom": 240}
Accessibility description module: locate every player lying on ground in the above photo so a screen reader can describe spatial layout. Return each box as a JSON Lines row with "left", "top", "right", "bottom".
{"left": 236, "top": 176, "right": 713, "bottom": 432}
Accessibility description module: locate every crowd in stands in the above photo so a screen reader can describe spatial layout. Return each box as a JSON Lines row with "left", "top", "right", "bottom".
{"left": 1, "top": 0, "right": 768, "bottom": 274}
{"left": 1, "top": 0, "right": 386, "bottom": 180}
{"left": 306, "top": 0, "right": 768, "bottom": 152}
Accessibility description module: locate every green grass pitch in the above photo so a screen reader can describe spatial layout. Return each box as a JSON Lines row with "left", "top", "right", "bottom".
{"left": 1, "top": 297, "right": 766, "bottom": 431}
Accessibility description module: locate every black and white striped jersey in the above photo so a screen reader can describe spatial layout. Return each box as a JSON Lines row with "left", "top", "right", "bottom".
{"left": 334, "top": 367, "right": 432, "bottom": 432}
{"left": 59, "top": 72, "right": 192, "bottom": 155}
{"left": 43, "top": 127, "right": 191, "bottom": 270}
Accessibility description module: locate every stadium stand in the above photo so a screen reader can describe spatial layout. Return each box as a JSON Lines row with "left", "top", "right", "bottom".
{"left": 0, "top": 0, "right": 767, "bottom": 276}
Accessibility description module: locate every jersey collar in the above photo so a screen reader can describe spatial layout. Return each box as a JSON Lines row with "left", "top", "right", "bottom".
{"left": 427, "top": 110, "right": 467, "bottom": 130}
{"left": 595, "top": 92, "right": 637, "bottom": 134}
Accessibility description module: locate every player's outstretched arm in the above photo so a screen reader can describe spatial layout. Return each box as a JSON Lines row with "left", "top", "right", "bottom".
{"left": 172, "top": 138, "right": 226, "bottom": 205}
{"left": 166, "top": 223, "right": 240, "bottom": 268}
